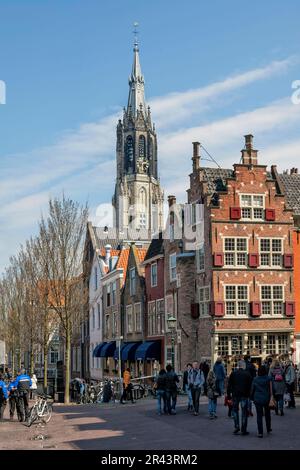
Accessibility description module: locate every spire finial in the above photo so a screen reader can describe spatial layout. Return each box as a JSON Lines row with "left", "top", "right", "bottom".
{"left": 133, "top": 21, "right": 139, "bottom": 51}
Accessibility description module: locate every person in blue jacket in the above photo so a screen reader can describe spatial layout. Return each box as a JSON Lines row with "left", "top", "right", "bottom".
{"left": 8, "top": 378, "right": 22, "bottom": 421}
{"left": 0, "top": 373, "right": 8, "bottom": 421}
{"left": 15, "top": 369, "right": 32, "bottom": 422}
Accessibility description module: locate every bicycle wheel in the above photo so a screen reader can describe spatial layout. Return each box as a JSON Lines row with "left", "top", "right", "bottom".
{"left": 27, "top": 406, "right": 38, "bottom": 427}
{"left": 42, "top": 403, "right": 53, "bottom": 423}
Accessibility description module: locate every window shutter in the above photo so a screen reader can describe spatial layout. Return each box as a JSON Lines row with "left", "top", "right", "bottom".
{"left": 283, "top": 254, "right": 294, "bottom": 268}
{"left": 251, "top": 301, "right": 261, "bottom": 317}
{"left": 265, "top": 209, "right": 276, "bottom": 221}
{"left": 285, "top": 302, "right": 295, "bottom": 317}
{"left": 249, "top": 253, "right": 259, "bottom": 268}
{"left": 212, "top": 301, "right": 225, "bottom": 317}
{"left": 230, "top": 207, "right": 241, "bottom": 220}
{"left": 214, "top": 252, "right": 224, "bottom": 267}
{"left": 191, "top": 303, "right": 200, "bottom": 319}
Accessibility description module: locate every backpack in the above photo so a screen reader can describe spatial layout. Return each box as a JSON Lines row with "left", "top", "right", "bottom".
{"left": 274, "top": 373, "right": 283, "bottom": 382}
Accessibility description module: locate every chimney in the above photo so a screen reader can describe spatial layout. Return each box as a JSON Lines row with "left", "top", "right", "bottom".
{"left": 104, "top": 244, "right": 111, "bottom": 265}
{"left": 291, "top": 167, "right": 299, "bottom": 175}
{"left": 168, "top": 195, "right": 176, "bottom": 208}
{"left": 192, "top": 142, "right": 200, "bottom": 172}
{"left": 241, "top": 134, "right": 258, "bottom": 165}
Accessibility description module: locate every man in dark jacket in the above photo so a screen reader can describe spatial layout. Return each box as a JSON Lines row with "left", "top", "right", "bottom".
{"left": 227, "top": 360, "right": 252, "bottom": 435}
{"left": 183, "top": 364, "right": 193, "bottom": 410}
{"left": 213, "top": 357, "right": 226, "bottom": 396}
{"left": 165, "top": 364, "right": 179, "bottom": 415}
{"left": 15, "top": 369, "right": 32, "bottom": 422}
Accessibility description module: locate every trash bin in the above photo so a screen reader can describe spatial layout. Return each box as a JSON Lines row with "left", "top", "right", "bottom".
{"left": 54, "top": 391, "right": 64, "bottom": 403}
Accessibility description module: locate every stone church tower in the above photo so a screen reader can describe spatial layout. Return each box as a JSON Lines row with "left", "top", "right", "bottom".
{"left": 112, "top": 37, "right": 164, "bottom": 237}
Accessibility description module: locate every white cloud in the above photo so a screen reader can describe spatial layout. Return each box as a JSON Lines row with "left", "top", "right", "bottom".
{"left": 1, "top": 56, "right": 300, "bottom": 273}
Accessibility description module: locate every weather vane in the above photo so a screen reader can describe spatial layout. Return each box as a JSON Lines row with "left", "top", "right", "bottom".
{"left": 133, "top": 21, "right": 139, "bottom": 49}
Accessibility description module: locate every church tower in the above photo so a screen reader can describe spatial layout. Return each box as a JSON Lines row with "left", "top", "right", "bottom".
{"left": 112, "top": 32, "right": 164, "bottom": 237}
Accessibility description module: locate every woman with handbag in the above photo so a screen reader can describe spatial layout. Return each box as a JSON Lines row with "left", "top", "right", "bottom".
{"left": 250, "top": 365, "right": 273, "bottom": 438}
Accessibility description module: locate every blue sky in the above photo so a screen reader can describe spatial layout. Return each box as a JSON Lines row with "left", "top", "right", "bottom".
{"left": 0, "top": 0, "right": 300, "bottom": 273}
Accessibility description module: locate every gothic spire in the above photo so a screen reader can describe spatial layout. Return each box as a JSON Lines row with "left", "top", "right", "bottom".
{"left": 127, "top": 23, "right": 147, "bottom": 116}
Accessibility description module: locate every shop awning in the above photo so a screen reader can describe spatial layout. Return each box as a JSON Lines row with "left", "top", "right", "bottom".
{"left": 99, "top": 341, "right": 116, "bottom": 357}
{"left": 122, "top": 342, "right": 142, "bottom": 361}
{"left": 135, "top": 341, "right": 161, "bottom": 361}
{"left": 93, "top": 342, "right": 107, "bottom": 357}
{"left": 113, "top": 344, "right": 126, "bottom": 360}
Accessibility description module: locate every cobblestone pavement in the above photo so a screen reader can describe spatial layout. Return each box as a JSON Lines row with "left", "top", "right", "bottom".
{"left": 1, "top": 396, "right": 300, "bottom": 450}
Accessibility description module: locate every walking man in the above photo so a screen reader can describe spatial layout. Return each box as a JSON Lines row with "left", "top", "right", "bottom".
{"left": 8, "top": 378, "right": 22, "bottom": 421}
{"left": 15, "top": 368, "right": 32, "bottom": 422}
{"left": 213, "top": 357, "right": 226, "bottom": 396}
{"left": 188, "top": 361, "right": 204, "bottom": 416}
{"left": 227, "top": 360, "right": 252, "bottom": 435}
{"left": 165, "top": 364, "right": 179, "bottom": 414}
{"left": 183, "top": 363, "right": 193, "bottom": 411}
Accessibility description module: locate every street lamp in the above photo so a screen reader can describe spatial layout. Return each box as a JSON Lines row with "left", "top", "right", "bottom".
{"left": 116, "top": 336, "right": 123, "bottom": 392}
{"left": 167, "top": 315, "right": 177, "bottom": 370}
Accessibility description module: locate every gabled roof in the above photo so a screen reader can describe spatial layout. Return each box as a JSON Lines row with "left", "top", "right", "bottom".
{"left": 277, "top": 173, "right": 300, "bottom": 216}
{"left": 144, "top": 236, "right": 164, "bottom": 262}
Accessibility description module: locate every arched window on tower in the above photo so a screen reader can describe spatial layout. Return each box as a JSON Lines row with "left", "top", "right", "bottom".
{"left": 139, "top": 135, "right": 146, "bottom": 158}
{"left": 125, "top": 136, "right": 134, "bottom": 171}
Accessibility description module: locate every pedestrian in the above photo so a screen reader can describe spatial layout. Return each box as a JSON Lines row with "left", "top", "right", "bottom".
{"left": 30, "top": 373, "right": 38, "bottom": 400}
{"left": 250, "top": 365, "right": 272, "bottom": 438}
{"left": 213, "top": 357, "right": 226, "bottom": 396}
{"left": 182, "top": 363, "right": 193, "bottom": 411}
{"left": 120, "top": 368, "right": 135, "bottom": 404}
{"left": 269, "top": 360, "right": 285, "bottom": 416}
{"left": 244, "top": 355, "right": 256, "bottom": 417}
{"left": 285, "top": 361, "right": 296, "bottom": 409}
{"left": 0, "top": 373, "right": 8, "bottom": 421}
{"left": 227, "top": 359, "right": 252, "bottom": 435}
{"left": 8, "top": 378, "right": 22, "bottom": 421}
{"left": 201, "top": 360, "right": 210, "bottom": 396}
{"left": 155, "top": 369, "right": 167, "bottom": 415}
{"left": 15, "top": 368, "right": 32, "bottom": 422}
{"left": 188, "top": 361, "right": 204, "bottom": 416}
{"left": 206, "top": 369, "right": 218, "bottom": 419}
{"left": 165, "top": 364, "right": 179, "bottom": 415}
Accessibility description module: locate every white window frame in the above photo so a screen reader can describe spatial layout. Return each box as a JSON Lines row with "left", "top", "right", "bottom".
{"left": 151, "top": 262, "right": 158, "bottom": 287}
{"left": 156, "top": 298, "right": 165, "bottom": 335}
{"left": 223, "top": 237, "right": 248, "bottom": 268}
{"left": 260, "top": 284, "right": 285, "bottom": 316}
{"left": 224, "top": 284, "right": 249, "bottom": 316}
{"left": 112, "top": 280, "right": 117, "bottom": 305}
{"left": 169, "top": 253, "right": 177, "bottom": 282}
{"left": 139, "top": 212, "right": 147, "bottom": 229}
{"left": 134, "top": 302, "right": 142, "bottom": 332}
{"left": 198, "top": 286, "right": 210, "bottom": 316}
{"left": 259, "top": 238, "right": 283, "bottom": 268}
{"left": 240, "top": 193, "right": 265, "bottom": 221}
{"left": 97, "top": 303, "right": 101, "bottom": 329}
{"left": 130, "top": 268, "right": 136, "bottom": 296}
{"left": 196, "top": 245, "right": 205, "bottom": 272}
{"left": 148, "top": 300, "right": 156, "bottom": 336}
{"left": 126, "top": 305, "right": 133, "bottom": 333}
{"left": 94, "top": 266, "right": 98, "bottom": 290}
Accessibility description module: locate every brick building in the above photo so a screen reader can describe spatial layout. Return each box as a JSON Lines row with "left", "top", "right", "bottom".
{"left": 143, "top": 236, "right": 165, "bottom": 370}
{"left": 275, "top": 168, "right": 300, "bottom": 364}
{"left": 188, "top": 136, "right": 295, "bottom": 371}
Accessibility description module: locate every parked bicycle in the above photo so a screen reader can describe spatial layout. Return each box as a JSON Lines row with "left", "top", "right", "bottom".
{"left": 27, "top": 394, "right": 53, "bottom": 427}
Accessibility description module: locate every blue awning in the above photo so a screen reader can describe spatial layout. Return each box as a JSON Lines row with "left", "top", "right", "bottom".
{"left": 99, "top": 341, "right": 116, "bottom": 357}
{"left": 135, "top": 341, "right": 161, "bottom": 361}
{"left": 93, "top": 342, "right": 107, "bottom": 357}
{"left": 122, "top": 342, "right": 141, "bottom": 361}
{"left": 113, "top": 344, "right": 126, "bottom": 360}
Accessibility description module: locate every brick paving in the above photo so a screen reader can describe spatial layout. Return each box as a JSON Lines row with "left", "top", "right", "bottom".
{"left": 0, "top": 396, "right": 300, "bottom": 450}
